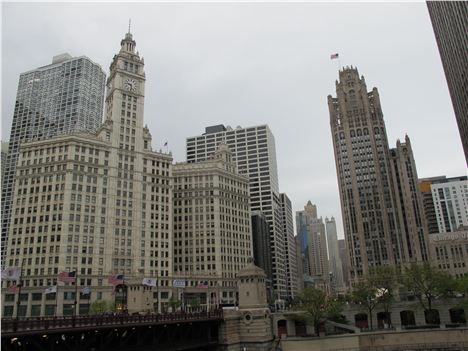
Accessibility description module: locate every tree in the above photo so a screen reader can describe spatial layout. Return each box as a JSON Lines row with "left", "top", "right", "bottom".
{"left": 189, "top": 298, "right": 201, "bottom": 312}
{"left": 454, "top": 275, "right": 468, "bottom": 309}
{"left": 89, "top": 300, "right": 115, "bottom": 315}
{"left": 169, "top": 295, "right": 181, "bottom": 312}
{"left": 400, "top": 263, "right": 455, "bottom": 324}
{"left": 106, "top": 300, "right": 117, "bottom": 312}
{"left": 369, "top": 266, "right": 398, "bottom": 327}
{"left": 291, "top": 287, "right": 344, "bottom": 336}
{"left": 350, "top": 280, "right": 379, "bottom": 330}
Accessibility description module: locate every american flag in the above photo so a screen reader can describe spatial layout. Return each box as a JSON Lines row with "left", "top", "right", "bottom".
{"left": 196, "top": 281, "right": 209, "bottom": 289}
{"left": 7, "top": 284, "right": 20, "bottom": 293}
{"left": 58, "top": 271, "right": 76, "bottom": 283}
{"left": 330, "top": 53, "right": 339, "bottom": 60}
{"left": 108, "top": 274, "right": 124, "bottom": 285}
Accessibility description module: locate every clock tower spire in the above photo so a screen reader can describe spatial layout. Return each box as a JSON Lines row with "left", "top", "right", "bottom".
{"left": 102, "top": 28, "right": 151, "bottom": 152}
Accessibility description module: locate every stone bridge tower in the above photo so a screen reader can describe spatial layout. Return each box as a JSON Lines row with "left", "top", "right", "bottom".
{"left": 218, "top": 259, "right": 274, "bottom": 351}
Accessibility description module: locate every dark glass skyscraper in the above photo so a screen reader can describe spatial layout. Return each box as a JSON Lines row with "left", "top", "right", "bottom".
{"left": 427, "top": 1, "right": 468, "bottom": 165}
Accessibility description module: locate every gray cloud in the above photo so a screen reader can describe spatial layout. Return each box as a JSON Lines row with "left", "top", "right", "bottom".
{"left": 2, "top": 2, "right": 466, "bottom": 238}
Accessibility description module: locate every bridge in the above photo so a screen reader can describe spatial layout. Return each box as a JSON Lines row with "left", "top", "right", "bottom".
{"left": 1, "top": 310, "right": 223, "bottom": 351}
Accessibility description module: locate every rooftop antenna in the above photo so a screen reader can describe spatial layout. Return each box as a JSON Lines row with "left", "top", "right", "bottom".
{"left": 128, "top": 18, "right": 131, "bottom": 33}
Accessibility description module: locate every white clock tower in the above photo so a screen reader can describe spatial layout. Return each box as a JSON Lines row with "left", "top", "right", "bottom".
{"left": 103, "top": 29, "right": 149, "bottom": 152}
{"left": 95, "top": 29, "right": 172, "bottom": 279}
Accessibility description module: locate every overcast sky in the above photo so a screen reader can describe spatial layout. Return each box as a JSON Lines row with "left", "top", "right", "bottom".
{"left": 2, "top": 2, "right": 466, "bottom": 238}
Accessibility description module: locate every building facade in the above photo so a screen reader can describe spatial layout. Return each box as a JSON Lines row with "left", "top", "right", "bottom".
{"left": 296, "top": 201, "right": 330, "bottom": 291}
{"left": 186, "top": 125, "right": 289, "bottom": 299}
{"left": 419, "top": 176, "right": 447, "bottom": 234}
{"left": 389, "top": 136, "right": 429, "bottom": 262}
{"left": 338, "top": 239, "right": 350, "bottom": 289}
{"left": 2, "top": 31, "right": 174, "bottom": 317}
{"left": 430, "top": 176, "right": 468, "bottom": 233}
{"left": 427, "top": 1, "right": 468, "bottom": 165}
{"left": 328, "top": 67, "right": 427, "bottom": 281}
{"left": 429, "top": 229, "right": 468, "bottom": 279}
{"left": 325, "top": 217, "right": 344, "bottom": 292}
{"left": 1, "top": 141, "right": 9, "bottom": 188}
{"left": 251, "top": 212, "right": 273, "bottom": 299}
{"left": 295, "top": 235, "right": 304, "bottom": 294}
{"left": 279, "top": 193, "right": 299, "bottom": 299}
{"left": 1, "top": 53, "right": 106, "bottom": 266}
{"left": 172, "top": 144, "right": 252, "bottom": 306}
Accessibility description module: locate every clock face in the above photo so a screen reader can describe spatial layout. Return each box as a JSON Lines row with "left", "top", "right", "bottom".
{"left": 124, "top": 78, "right": 137, "bottom": 92}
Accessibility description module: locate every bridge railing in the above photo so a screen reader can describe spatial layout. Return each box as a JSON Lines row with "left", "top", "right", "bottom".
{"left": 2, "top": 309, "right": 223, "bottom": 334}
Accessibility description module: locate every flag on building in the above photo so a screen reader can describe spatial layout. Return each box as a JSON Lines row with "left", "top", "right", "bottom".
{"left": 330, "top": 53, "right": 339, "bottom": 60}
{"left": 58, "top": 271, "right": 76, "bottom": 283}
{"left": 7, "top": 284, "right": 20, "bottom": 293}
{"left": 173, "top": 279, "right": 186, "bottom": 288}
{"left": 142, "top": 278, "right": 157, "bottom": 287}
{"left": 108, "top": 274, "right": 124, "bottom": 285}
{"left": 80, "top": 287, "right": 91, "bottom": 295}
{"left": 1, "top": 267, "right": 21, "bottom": 281}
{"left": 45, "top": 285, "right": 57, "bottom": 294}
{"left": 196, "top": 281, "right": 209, "bottom": 289}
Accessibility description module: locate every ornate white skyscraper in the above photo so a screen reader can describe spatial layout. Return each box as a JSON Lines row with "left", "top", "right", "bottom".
{"left": 2, "top": 30, "right": 173, "bottom": 317}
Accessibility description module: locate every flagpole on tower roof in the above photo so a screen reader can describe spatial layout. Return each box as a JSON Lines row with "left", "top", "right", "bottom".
{"left": 330, "top": 52, "right": 341, "bottom": 71}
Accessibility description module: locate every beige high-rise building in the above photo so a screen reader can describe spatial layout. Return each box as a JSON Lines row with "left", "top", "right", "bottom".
{"left": 186, "top": 125, "right": 290, "bottom": 300}
{"left": 2, "top": 30, "right": 174, "bottom": 317}
{"left": 328, "top": 67, "right": 427, "bottom": 281}
{"left": 296, "top": 201, "right": 329, "bottom": 291}
{"left": 325, "top": 217, "right": 344, "bottom": 292}
{"left": 173, "top": 144, "right": 252, "bottom": 306}
{"left": 1, "top": 141, "right": 9, "bottom": 192}
{"left": 389, "top": 136, "right": 429, "bottom": 263}
{"left": 338, "top": 239, "right": 350, "bottom": 288}
{"left": 279, "top": 193, "right": 299, "bottom": 299}
{"left": 295, "top": 235, "right": 304, "bottom": 293}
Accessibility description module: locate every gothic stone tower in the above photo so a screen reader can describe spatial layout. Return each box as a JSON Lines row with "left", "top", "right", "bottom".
{"left": 328, "top": 67, "right": 403, "bottom": 281}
